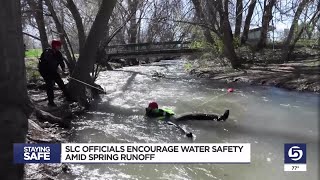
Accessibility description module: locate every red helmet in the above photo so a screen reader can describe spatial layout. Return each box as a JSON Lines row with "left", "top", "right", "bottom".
{"left": 148, "top": 102, "right": 158, "bottom": 109}
{"left": 51, "top": 39, "right": 62, "bottom": 49}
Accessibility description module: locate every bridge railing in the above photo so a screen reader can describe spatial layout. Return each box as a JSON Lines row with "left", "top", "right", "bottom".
{"left": 106, "top": 41, "right": 192, "bottom": 54}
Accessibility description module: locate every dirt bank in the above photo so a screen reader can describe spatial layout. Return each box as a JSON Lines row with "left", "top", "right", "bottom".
{"left": 188, "top": 48, "right": 320, "bottom": 93}
{"left": 25, "top": 86, "right": 84, "bottom": 179}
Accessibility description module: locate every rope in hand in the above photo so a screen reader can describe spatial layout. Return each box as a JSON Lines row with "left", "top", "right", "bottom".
{"left": 68, "top": 76, "right": 106, "bottom": 93}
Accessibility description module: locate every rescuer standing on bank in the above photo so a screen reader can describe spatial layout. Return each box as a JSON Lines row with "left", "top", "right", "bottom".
{"left": 38, "top": 39, "right": 70, "bottom": 107}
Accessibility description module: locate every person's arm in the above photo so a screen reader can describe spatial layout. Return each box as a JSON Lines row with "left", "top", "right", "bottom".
{"left": 57, "top": 51, "right": 66, "bottom": 72}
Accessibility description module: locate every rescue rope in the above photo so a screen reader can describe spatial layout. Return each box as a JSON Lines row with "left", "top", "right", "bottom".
{"left": 68, "top": 76, "right": 106, "bottom": 93}
{"left": 195, "top": 92, "right": 229, "bottom": 109}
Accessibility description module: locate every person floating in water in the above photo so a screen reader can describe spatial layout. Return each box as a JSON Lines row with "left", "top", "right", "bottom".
{"left": 145, "top": 102, "right": 229, "bottom": 122}
{"left": 145, "top": 102, "right": 229, "bottom": 138}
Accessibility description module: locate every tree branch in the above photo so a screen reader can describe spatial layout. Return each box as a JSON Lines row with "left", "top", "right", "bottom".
{"left": 23, "top": 32, "right": 41, "bottom": 41}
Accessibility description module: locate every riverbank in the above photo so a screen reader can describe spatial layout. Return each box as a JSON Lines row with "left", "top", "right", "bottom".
{"left": 187, "top": 47, "right": 320, "bottom": 93}
{"left": 22, "top": 55, "right": 159, "bottom": 179}
{"left": 25, "top": 88, "right": 85, "bottom": 179}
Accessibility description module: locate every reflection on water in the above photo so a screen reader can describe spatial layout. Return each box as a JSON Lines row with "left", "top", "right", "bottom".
{"left": 60, "top": 60, "right": 319, "bottom": 180}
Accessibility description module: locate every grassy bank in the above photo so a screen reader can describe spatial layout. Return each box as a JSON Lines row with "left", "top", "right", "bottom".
{"left": 25, "top": 57, "right": 41, "bottom": 82}
{"left": 25, "top": 49, "right": 42, "bottom": 58}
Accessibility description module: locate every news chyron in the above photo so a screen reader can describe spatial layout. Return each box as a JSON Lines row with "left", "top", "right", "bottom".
{"left": 284, "top": 143, "right": 307, "bottom": 171}
{"left": 14, "top": 143, "right": 250, "bottom": 164}
{"left": 13, "top": 142, "right": 308, "bottom": 171}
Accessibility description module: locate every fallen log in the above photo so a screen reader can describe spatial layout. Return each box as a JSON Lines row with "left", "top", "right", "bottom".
{"left": 27, "top": 119, "right": 57, "bottom": 143}
{"left": 35, "top": 108, "right": 71, "bottom": 128}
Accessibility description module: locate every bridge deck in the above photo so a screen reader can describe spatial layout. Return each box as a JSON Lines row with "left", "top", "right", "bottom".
{"left": 105, "top": 41, "right": 200, "bottom": 59}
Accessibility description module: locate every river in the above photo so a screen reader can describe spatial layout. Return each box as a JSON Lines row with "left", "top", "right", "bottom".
{"left": 59, "top": 59, "right": 319, "bottom": 180}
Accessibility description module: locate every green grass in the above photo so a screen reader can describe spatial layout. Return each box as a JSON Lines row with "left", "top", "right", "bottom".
{"left": 25, "top": 49, "right": 42, "bottom": 58}
{"left": 25, "top": 58, "right": 41, "bottom": 82}
{"left": 184, "top": 62, "right": 193, "bottom": 71}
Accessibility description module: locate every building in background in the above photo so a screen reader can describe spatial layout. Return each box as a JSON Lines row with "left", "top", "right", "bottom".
{"left": 246, "top": 26, "right": 276, "bottom": 45}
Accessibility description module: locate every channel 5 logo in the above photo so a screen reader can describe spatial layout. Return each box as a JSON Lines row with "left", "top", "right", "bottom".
{"left": 284, "top": 144, "right": 306, "bottom": 164}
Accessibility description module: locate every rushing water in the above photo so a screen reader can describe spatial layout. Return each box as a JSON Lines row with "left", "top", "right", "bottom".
{"left": 60, "top": 59, "right": 319, "bottom": 180}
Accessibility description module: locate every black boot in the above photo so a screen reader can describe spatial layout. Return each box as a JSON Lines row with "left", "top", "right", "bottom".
{"left": 218, "top": 110, "right": 229, "bottom": 121}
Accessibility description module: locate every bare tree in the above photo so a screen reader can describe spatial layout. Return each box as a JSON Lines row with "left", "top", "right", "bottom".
{"left": 68, "top": 0, "right": 117, "bottom": 105}
{"left": 127, "top": 0, "right": 139, "bottom": 65}
{"left": 257, "top": 0, "right": 276, "bottom": 49}
{"left": 191, "top": 0, "right": 215, "bottom": 44}
{"left": 241, "top": 0, "right": 256, "bottom": 44}
{"left": 44, "top": 0, "right": 76, "bottom": 71}
{"left": 220, "top": 0, "right": 241, "bottom": 68}
{"left": 108, "top": 1, "right": 129, "bottom": 44}
{"left": 64, "top": 0, "right": 86, "bottom": 52}
{"left": 282, "top": 1, "right": 320, "bottom": 61}
{"left": 0, "top": 1, "right": 32, "bottom": 179}
{"left": 234, "top": 0, "right": 243, "bottom": 40}
{"left": 26, "top": 0, "right": 50, "bottom": 50}
{"left": 128, "top": 0, "right": 138, "bottom": 44}
{"left": 282, "top": 0, "right": 312, "bottom": 61}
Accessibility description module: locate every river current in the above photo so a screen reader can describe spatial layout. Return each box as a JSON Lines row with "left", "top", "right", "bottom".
{"left": 60, "top": 59, "right": 319, "bottom": 180}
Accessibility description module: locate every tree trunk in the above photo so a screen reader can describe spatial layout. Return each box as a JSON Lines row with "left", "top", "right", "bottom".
{"left": 26, "top": 0, "right": 50, "bottom": 50}
{"left": 282, "top": 0, "right": 311, "bottom": 62}
{"left": 306, "top": 4, "right": 320, "bottom": 40}
{"left": 97, "top": 15, "right": 134, "bottom": 65}
{"left": 68, "top": 0, "right": 117, "bottom": 105}
{"left": 257, "top": 0, "right": 276, "bottom": 49}
{"left": 284, "top": 7, "right": 320, "bottom": 61}
{"left": 44, "top": 0, "right": 76, "bottom": 72}
{"left": 191, "top": 0, "right": 215, "bottom": 45}
{"left": 241, "top": 0, "right": 256, "bottom": 44}
{"left": 137, "top": 7, "right": 145, "bottom": 44}
{"left": 127, "top": 0, "right": 139, "bottom": 65}
{"left": 221, "top": 0, "right": 241, "bottom": 68}
{"left": 234, "top": 0, "right": 243, "bottom": 40}
{"left": 128, "top": 0, "right": 138, "bottom": 44}
{"left": 66, "top": 0, "right": 86, "bottom": 52}
{"left": 0, "top": 1, "right": 32, "bottom": 179}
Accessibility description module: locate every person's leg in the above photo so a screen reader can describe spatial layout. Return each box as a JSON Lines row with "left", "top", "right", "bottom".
{"left": 217, "top": 110, "right": 229, "bottom": 121}
{"left": 175, "top": 110, "right": 229, "bottom": 121}
{"left": 175, "top": 113, "right": 219, "bottom": 121}
{"left": 44, "top": 78, "right": 55, "bottom": 106}
{"left": 53, "top": 73, "right": 70, "bottom": 99}
{"left": 40, "top": 69, "right": 56, "bottom": 106}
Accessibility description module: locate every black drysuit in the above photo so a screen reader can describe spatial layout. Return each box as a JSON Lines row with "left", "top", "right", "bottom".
{"left": 38, "top": 48, "right": 68, "bottom": 104}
